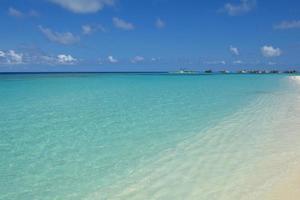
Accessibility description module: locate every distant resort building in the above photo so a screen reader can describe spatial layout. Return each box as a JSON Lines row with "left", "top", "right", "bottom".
{"left": 204, "top": 70, "right": 212, "bottom": 73}
{"left": 171, "top": 69, "right": 197, "bottom": 74}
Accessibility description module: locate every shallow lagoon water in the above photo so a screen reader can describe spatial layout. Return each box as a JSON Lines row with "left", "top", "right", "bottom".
{"left": 0, "top": 74, "right": 299, "bottom": 200}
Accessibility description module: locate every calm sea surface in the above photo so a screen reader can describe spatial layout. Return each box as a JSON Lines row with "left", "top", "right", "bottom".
{"left": 0, "top": 74, "right": 299, "bottom": 200}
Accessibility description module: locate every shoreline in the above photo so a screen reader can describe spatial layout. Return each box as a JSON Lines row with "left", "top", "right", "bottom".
{"left": 0, "top": 71, "right": 299, "bottom": 75}
{"left": 265, "top": 76, "right": 300, "bottom": 200}
{"left": 88, "top": 76, "right": 300, "bottom": 199}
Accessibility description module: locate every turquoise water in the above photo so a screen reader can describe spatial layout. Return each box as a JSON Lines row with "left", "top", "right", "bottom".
{"left": 0, "top": 74, "right": 299, "bottom": 200}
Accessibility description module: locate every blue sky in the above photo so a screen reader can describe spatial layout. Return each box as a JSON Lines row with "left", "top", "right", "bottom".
{"left": 0, "top": 0, "right": 300, "bottom": 72}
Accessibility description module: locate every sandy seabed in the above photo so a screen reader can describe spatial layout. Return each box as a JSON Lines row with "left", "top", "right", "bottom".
{"left": 88, "top": 76, "right": 300, "bottom": 200}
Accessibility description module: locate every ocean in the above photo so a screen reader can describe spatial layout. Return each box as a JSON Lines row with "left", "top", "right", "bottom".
{"left": 0, "top": 73, "right": 299, "bottom": 200}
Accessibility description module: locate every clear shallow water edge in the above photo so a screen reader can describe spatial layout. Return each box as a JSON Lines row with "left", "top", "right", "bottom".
{"left": 0, "top": 74, "right": 299, "bottom": 200}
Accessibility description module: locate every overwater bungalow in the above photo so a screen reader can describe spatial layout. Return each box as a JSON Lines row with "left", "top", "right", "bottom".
{"left": 204, "top": 69, "right": 212, "bottom": 73}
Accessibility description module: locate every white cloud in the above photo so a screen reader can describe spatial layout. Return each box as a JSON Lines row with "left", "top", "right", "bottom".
{"left": 8, "top": 7, "right": 39, "bottom": 18}
{"left": 261, "top": 45, "right": 282, "bottom": 57}
{"left": 150, "top": 57, "right": 162, "bottom": 62}
{"left": 82, "top": 24, "right": 105, "bottom": 35}
{"left": 274, "top": 20, "right": 300, "bottom": 30}
{"left": 8, "top": 7, "right": 23, "bottom": 17}
{"left": 0, "top": 51, "right": 5, "bottom": 57}
{"left": 155, "top": 18, "right": 165, "bottom": 29}
{"left": 108, "top": 56, "right": 118, "bottom": 63}
{"left": 113, "top": 17, "right": 135, "bottom": 30}
{"left": 39, "top": 26, "right": 80, "bottom": 45}
{"left": 57, "top": 54, "right": 77, "bottom": 64}
{"left": 233, "top": 60, "right": 243, "bottom": 64}
{"left": 49, "top": 0, "right": 115, "bottom": 14}
{"left": 82, "top": 25, "right": 93, "bottom": 35}
{"left": 222, "top": 0, "right": 256, "bottom": 16}
{"left": 0, "top": 50, "right": 23, "bottom": 64}
{"left": 131, "top": 56, "right": 144, "bottom": 63}
{"left": 8, "top": 50, "right": 23, "bottom": 64}
{"left": 229, "top": 46, "right": 239, "bottom": 56}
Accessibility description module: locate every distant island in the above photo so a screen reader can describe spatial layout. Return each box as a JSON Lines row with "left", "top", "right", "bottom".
{"left": 170, "top": 69, "right": 298, "bottom": 75}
